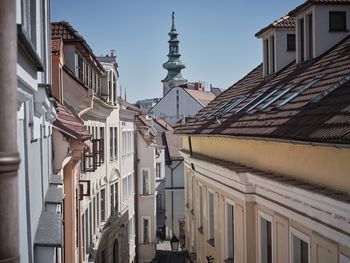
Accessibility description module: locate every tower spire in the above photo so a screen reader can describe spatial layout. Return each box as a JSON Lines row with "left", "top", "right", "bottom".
{"left": 162, "top": 12, "right": 187, "bottom": 95}
{"left": 171, "top": 11, "right": 176, "bottom": 31}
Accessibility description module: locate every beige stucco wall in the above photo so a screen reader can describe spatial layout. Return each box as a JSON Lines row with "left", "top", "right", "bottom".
{"left": 183, "top": 136, "right": 350, "bottom": 192}
{"left": 185, "top": 165, "right": 350, "bottom": 263}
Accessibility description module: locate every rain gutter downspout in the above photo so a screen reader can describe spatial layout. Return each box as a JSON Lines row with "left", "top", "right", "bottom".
{"left": 0, "top": 0, "right": 20, "bottom": 262}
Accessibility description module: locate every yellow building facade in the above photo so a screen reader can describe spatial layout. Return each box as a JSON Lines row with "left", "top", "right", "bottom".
{"left": 182, "top": 136, "right": 350, "bottom": 263}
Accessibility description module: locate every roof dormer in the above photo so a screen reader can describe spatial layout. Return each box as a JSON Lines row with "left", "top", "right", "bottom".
{"left": 256, "top": 16, "right": 296, "bottom": 77}
{"left": 289, "top": 0, "right": 350, "bottom": 63}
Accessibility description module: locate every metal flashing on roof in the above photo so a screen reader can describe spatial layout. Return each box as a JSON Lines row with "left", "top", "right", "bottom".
{"left": 277, "top": 74, "right": 326, "bottom": 109}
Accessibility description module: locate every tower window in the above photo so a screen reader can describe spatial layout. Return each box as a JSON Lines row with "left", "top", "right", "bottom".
{"left": 329, "top": 11, "right": 347, "bottom": 32}
{"left": 287, "top": 34, "right": 296, "bottom": 51}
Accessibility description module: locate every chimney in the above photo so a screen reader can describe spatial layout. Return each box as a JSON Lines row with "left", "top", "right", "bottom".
{"left": 110, "top": 49, "right": 116, "bottom": 57}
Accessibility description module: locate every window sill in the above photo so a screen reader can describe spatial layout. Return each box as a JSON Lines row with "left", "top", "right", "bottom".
{"left": 207, "top": 239, "right": 215, "bottom": 247}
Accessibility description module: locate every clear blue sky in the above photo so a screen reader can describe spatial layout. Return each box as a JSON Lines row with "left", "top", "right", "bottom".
{"left": 52, "top": 0, "right": 304, "bottom": 103}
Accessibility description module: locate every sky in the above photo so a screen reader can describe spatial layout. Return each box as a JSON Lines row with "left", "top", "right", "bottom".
{"left": 52, "top": 0, "right": 304, "bottom": 103}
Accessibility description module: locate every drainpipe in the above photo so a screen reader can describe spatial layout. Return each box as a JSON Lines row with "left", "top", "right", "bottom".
{"left": 0, "top": 0, "right": 20, "bottom": 262}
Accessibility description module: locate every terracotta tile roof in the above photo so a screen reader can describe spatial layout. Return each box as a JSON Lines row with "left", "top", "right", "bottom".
{"left": 163, "top": 131, "right": 183, "bottom": 163}
{"left": 289, "top": 0, "right": 350, "bottom": 16}
{"left": 255, "top": 16, "right": 296, "bottom": 37}
{"left": 187, "top": 151, "right": 350, "bottom": 204}
{"left": 154, "top": 118, "right": 174, "bottom": 131}
{"left": 51, "top": 21, "right": 105, "bottom": 72}
{"left": 184, "top": 88, "right": 216, "bottom": 107}
{"left": 176, "top": 35, "right": 350, "bottom": 145}
{"left": 51, "top": 36, "right": 62, "bottom": 55}
{"left": 53, "top": 102, "right": 90, "bottom": 140}
{"left": 135, "top": 115, "right": 157, "bottom": 145}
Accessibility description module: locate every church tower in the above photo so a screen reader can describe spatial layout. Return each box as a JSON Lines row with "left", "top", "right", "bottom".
{"left": 162, "top": 12, "right": 187, "bottom": 96}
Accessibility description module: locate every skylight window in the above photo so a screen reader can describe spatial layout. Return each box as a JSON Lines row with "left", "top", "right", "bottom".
{"left": 246, "top": 89, "right": 280, "bottom": 113}
{"left": 235, "top": 92, "right": 264, "bottom": 113}
{"left": 277, "top": 74, "right": 326, "bottom": 109}
{"left": 260, "top": 86, "right": 292, "bottom": 111}
{"left": 204, "top": 101, "right": 230, "bottom": 119}
{"left": 217, "top": 96, "right": 247, "bottom": 117}
{"left": 310, "top": 74, "right": 350, "bottom": 104}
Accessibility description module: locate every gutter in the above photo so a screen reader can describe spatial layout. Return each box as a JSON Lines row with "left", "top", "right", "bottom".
{"left": 177, "top": 133, "right": 350, "bottom": 149}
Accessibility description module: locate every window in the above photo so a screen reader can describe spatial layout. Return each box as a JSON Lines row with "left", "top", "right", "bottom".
{"left": 287, "top": 34, "right": 296, "bottom": 51}
{"left": 85, "top": 212, "right": 89, "bottom": 254}
{"left": 114, "top": 127, "right": 118, "bottom": 158}
{"left": 114, "top": 182, "right": 118, "bottom": 213}
{"left": 258, "top": 211, "right": 273, "bottom": 263}
{"left": 143, "top": 218, "right": 150, "bottom": 244}
{"left": 307, "top": 14, "right": 313, "bottom": 60}
{"left": 156, "top": 162, "right": 161, "bottom": 178}
{"left": 74, "top": 52, "right": 83, "bottom": 80}
{"left": 97, "top": 192, "right": 100, "bottom": 225}
{"left": 271, "top": 36, "right": 275, "bottom": 73}
{"left": 123, "top": 177, "right": 128, "bottom": 201}
{"left": 329, "top": 11, "right": 347, "bottom": 32}
{"left": 264, "top": 39, "right": 269, "bottom": 76}
{"left": 226, "top": 201, "right": 234, "bottom": 261}
{"left": 100, "top": 189, "right": 105, "bottom": 222}
{"left": 93, "top": 197, "right": 96, "bottom": 234}
{"left": 208, "top": 191, "right": 215, "bottom": 245}
{"left": 290, "top": 227, "right": 310, "bottom": 263}
{"left": 110, "top": 184, "right": 114, "bottom": 216}
{"left": 142, "top": 169, "right": 150, "bottom": 195}
{"left": 110, "top": 127, "right": 113, "bottom": 160}
{"left": 198, "top": 185, "right": 204, "bottom": 232}
{"left": 89, "top": 203, "right": 92, "bottom": 243}
{"left": 299, "top": 18, "right": 305, "bottom": 62}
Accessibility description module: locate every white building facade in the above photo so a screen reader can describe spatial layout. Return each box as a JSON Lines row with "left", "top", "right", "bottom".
{"left": 16, "top": 0, "right": 60, "bottom": 262}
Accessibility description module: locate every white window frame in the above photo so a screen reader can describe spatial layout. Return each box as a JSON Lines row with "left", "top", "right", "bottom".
{"left": 141, "top": 168, "right": 150, "bottom": 195}
{"left": 289, "top": 226, "right": 311, "bottom": 263}
{"left": 142, "top": 216, "right": 151, "bottom": 244}
{"left": 258, "top": 210, "right": 274, "bottom": 263}
{"left": 207, "top": 188, "right": 215, "bottom": 242}
{"left": 225, "top": 198, "right": 235, "bottom": 260}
